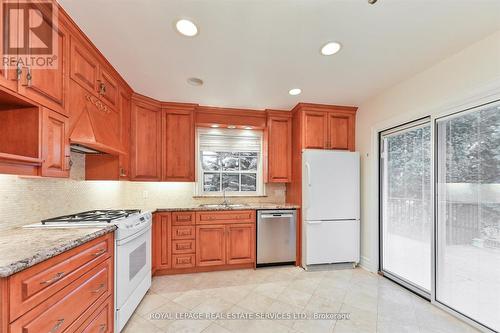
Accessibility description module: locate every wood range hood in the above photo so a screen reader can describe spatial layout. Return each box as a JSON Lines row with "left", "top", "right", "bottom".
{"left": 68, "top": 81, "right": 125, "bottom": 156}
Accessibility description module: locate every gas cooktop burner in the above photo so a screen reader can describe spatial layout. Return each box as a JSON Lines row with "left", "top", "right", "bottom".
{"left": 41, "top": 210, "right": 141, "bottom": 224}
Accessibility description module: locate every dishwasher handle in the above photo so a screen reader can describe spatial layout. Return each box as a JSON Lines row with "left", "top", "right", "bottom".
{"left": 260, "top": 214, "right": 295, "bottom": 219}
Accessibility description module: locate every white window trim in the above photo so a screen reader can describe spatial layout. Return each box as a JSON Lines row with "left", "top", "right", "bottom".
{"left": 194, "top": 128, "right": 265, "bottom": 197}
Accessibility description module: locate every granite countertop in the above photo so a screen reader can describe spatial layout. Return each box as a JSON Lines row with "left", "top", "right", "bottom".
{"left": 0, "top": 226, "right": 116, "bottom": 278}
{"left": 154, "top": 203, "right": 300, "bottom": 212}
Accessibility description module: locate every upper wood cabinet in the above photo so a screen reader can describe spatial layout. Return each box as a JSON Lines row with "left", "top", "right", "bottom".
{"left": 296, "top": 104, "right": 357, "bottom": 151}
{"left": 118, "top": 89, "right": 131, "bottom": 179}
{"left": 70, "top": 37, "right": 99, "bottom": 93}
{"left": 266, "top": 111, "right": 292, "bottom": 183}
{"left": 40, "top": 108, "right": 70, "bottom": 178}
{"left": 130, "top": 95, "right": 162, "bottom": 181}
{"left": 0, "top": 0, "right": 19, "bottom": 92}
{"left": 303, "top": 110, "right": 328, "bottom": 149}
{"left": 162, "top": 105, "right": 195, "bottom": 182}
{"left": 18, "top": 11, "right": 69, "bottom": 117}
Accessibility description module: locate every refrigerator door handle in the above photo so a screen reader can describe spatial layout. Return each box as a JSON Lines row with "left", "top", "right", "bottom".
{"left": 306, "top": 221, "right": 323, "bottom": 224}
{"left": 305, "top": 162, "right": 311, "bottom": 186}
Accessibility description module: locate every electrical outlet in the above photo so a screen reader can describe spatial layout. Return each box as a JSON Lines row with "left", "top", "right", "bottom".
{"left": 142, "top": 190, "right": 149, "bottom": 199}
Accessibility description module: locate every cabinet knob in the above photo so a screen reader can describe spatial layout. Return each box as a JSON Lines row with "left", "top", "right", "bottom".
{"left": 98, "top": 81, "right": 107, "bottom": 96}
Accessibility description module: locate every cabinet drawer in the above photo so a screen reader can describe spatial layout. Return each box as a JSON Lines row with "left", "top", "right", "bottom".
{"left": 196, "top": 210, "right": 256, "bottom": 225}
{"left": 10, "top": 259, "right": 112, "bottom": 333}
{"left": 172, "top": 254, "right": 195, "bottom": 268}
{"left": 172, "top": 240, "right": 196, "bottom": 254}
{"left": 9, "top": 234, "right": 112, "bottom": 321}
{"left": 171, "top": 226, "right": 195, "bottom": 240}
{"left": 74, "top": 296, "right": 113, "bottom": 333}
{"left": 172, "top": 212, "right": 195, "bottom": 225}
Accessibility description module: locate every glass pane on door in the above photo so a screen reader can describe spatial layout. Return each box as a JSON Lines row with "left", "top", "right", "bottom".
{"left": 436, "top": 101, "right": 500, "bottom": 331}
{"left": 380, "top": 120, "right": 432, "bottom": 293}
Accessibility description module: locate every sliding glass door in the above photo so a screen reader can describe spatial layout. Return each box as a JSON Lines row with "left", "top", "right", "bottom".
{"left": 436, "top": 101, "right": 500, "bottom": 331}
{"left": 380, "top": 119, "right": 432, "bottom": 294}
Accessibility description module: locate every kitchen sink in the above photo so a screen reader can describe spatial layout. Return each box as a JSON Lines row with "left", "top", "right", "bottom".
{"left": 198, "top": 203, "right": 249, "bottom": 208}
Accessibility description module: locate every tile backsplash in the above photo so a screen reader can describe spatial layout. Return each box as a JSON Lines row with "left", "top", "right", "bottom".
{"left": 0, "top": 153, "right": 286, "bottom": 231}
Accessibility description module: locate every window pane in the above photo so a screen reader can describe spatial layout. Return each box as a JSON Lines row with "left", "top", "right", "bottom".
{"left": 222, "top": 173, "right": 239, "bottom": 191}
{"left": 436, "top": 102, "right": 500, "bottom": 332}
{"left": 201, "top": 151, "right": 220, "bottom": 171}
{"left": 203, "top": 173, "right": 221, "bottom": 192}
{"left": 220, "top": 152, "right": 239, "bottom": 171}
{"left": 241, "top": 173, "right": 257, "bottom": 191}
{"left": 240, "top": 152, "right": 258, "bottom": 171}
{"left": 381, "top": 123, "right": 432, "bottom": 292}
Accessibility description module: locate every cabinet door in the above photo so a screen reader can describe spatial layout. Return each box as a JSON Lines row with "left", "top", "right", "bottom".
{"left": 153, "top": 213, "right": 171, "bottom": 271}
{"left": 0, "top": 0, "right": 18, "bottom": 91}
{"left": 162, "top": 109, "right": 194, "bottom": 181}
{"left": 303, "top": 111, "right": 327, "bottom": 149}
{"left": 40, "top": 108, "right": 69, "bottom": 178}
{"left": 226, "top": 223, "right": 255, "bottom": 265}
{"left": 326, "top": 112, "right": 355, "bottom": 151}
{"left": 98, "top": 66, "right": 119, "bottom": 109}
{"left": 118, "top": 89, "right": 131, "bottom": 179}
{"left": 18, "top": 6, "right": 69, "bottom": 116}
{"left": 130, "top": 101, "right": 162, "bottom": 180}
{"left": 267, "top": 116, "right": 291, "bottom": 182}
{"left": 196, "top": 225, "right": 226, "bottom": 266}
{"left": 70, "top": 37, "right": 99, "bottom": 93}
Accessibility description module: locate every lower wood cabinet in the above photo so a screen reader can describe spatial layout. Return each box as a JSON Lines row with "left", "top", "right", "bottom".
{"left": 153, "top": 210, "right": 256, "bottom": 275}
{"left": 0, "top": 233, "right": 114, "bottom": 333}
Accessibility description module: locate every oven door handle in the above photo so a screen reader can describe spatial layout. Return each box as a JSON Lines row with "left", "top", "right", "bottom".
{"left": 116, "top": 224, "right": 151, "bottom": 246}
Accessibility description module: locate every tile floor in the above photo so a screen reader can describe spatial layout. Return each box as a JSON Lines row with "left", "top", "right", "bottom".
{"left": 123, "top": 266, "right": 479, "bottom": 333}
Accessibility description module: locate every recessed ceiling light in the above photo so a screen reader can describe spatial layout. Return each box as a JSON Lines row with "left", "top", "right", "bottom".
{"left": 244, "top": 126, "right": 253, "bottom": 130}
{"left": 210, "top": 124, "right": 219, "bottom": 128}
{"left": 175, "top": 19, "right": 198, "bottom": 37}
{"left": 187, "top": 77, "right": 203, "bottom": 86}
{"left": 289, "top": 88, "right": 302, "bottom": 96}
{"left": 227, "top": 125, "right": 236, "bottom": 129}
{"left": 321, "top": 42, "right": 342, "bottom": 56}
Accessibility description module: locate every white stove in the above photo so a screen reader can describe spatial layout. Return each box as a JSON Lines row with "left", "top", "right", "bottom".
{"left": 24, "top": 209, "right": 152, "bottom": 332}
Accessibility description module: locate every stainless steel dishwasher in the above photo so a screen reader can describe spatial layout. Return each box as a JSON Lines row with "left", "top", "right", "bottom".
{"left": 257, "top": 210, "right": 296, "bottom": 266}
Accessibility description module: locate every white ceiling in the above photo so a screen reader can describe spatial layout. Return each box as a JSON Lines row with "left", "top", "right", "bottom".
{"left": 59, "top": 0, "right": 500, "bottom": 110}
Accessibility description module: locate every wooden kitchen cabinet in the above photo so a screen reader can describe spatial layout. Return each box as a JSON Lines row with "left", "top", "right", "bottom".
{"left": 226, "top": 223, "right": 255, "bottom": 265}
{"left": 18, "top": 10, "right": 69, "bottom": 117}
{"left": 196, "top": 225, "right": 226, "bottom": 267}
{"left": 130, "top": 94, "right": 162, "bottom": 181}
{"left": 40, "top": 108, "right": 70, "bottom": 178}
{"left": 0, "top": 0, "right": 18, "bottom": 92}
{"left": 296, "top": 104, "right": 357, "bottom": 151}
{"left": 0, "top": 233, "right": 114, "bottom": 333}
{"left": 162, "top": 105, "right": 195, "bottom": 182}
{"left": 153, "top": 213, "right": 171, "bottom": 272}
{"left": 97, "top": 66, "right": 119, "bottom": 110}
{"left": 70, "top": 36, "right": 99, "bottom": 94}
{"left": 266, "top": 111, "right": 292, "bottom": 182}
{"left": 303, "top": 110, "right": 328, "bottom": 149}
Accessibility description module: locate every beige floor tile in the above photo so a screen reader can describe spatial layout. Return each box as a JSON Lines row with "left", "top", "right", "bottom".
{"left": 122, "top": 314, "right": 163, "bottom": 333}
{"left": 191, "top": 297, "right": 234, "bottom": 313}
{"left": 253, "top": 281, "right": 290, "bottom": 299}
{"left": 376, "top": 321, "right": 420, "bottom": 333}
{"left": 172, "top": 289, "right": 215, "bottom": 310}
{"left": 277, "top": 288, "right": 313, "bottom": 308}
{"left": 237, "top": 293, "right": 275, "bottom": 312}
{"left": 201, "top": 322, "right": 232, "bottom": 333}
{"left": 135, "top": 293, "right": 170, "bottom": 316}
{"left": 163, "top": 319, "right": 212, "bottom": 333}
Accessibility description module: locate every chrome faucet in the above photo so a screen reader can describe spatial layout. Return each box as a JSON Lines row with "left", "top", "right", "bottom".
{"left": 221, "top": 188, "right": 229, "bottom": 207}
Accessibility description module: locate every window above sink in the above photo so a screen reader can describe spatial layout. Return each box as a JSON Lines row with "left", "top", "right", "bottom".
{"left": 195, "top": 128, "right": 264, "bottom": 197}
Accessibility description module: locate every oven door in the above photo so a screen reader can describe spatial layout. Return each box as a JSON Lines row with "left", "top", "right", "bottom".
{"left": 115, "top": 223, "right": 152, "bottom": 309}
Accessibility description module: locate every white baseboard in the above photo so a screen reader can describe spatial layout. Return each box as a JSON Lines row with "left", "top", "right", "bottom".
{"left": 359, "top": 256, "right": 377, "bottom": 272}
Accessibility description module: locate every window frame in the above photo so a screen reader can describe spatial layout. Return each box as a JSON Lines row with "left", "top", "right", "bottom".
{"left": 195, "top": 128, "right": 265, "bottom": 197}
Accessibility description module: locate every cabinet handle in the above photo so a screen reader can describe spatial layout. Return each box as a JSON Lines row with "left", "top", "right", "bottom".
{"left": 120, "top": 167, "right": 127, "bottom": 177}
{"left": 98, "top": 81, "right": 106, "bottom": 96}
{"left": 99, "top": 324, "right": 107, "bottom": 332}
{"left": 91, "top": 248, "right": 106, "bottom": 257}
{"left": 40, "top": 272, "right": 65, "bottom": 285}
{"left": 49, "top": 319, "right": 65, "bottom": 333}
{"left": 91, "top": 283, "right": 106, "bottom": 294}
{"left": 26, "top": 67, "right": 32, "bottom": 87}
{"left": 15, "top": 62, "right": 22, "bottom": 81}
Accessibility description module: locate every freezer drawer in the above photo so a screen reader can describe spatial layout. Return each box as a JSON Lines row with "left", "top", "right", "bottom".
{"left": 257, "top": 210, "right": 296, "bottom": 265}
{"left": 305, "top": 219, "right": 360, "bottom": 265}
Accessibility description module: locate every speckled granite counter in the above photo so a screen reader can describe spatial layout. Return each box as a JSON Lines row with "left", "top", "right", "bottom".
{"left": 0, "top": 226, "right": 116, "bottom": 277}
{"left": 154, "top": 203, "right": 300, "bottom": 212}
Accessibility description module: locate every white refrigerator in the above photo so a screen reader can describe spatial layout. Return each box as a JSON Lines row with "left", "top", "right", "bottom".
{"left": 302, "top": 149, "right": 360, "bottom": 267}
